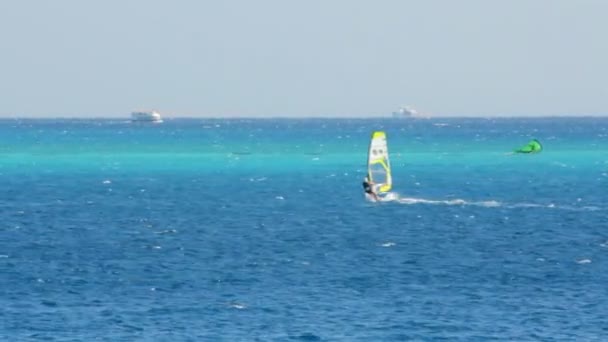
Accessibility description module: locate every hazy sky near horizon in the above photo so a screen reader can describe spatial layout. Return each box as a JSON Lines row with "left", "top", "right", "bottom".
{"left": 1, "top": 0, "right": 607, "bottom": 117}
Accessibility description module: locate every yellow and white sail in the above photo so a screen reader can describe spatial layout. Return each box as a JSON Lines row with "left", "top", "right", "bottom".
{"left": 367, "top": 131, "right": 392, "bottom": 193}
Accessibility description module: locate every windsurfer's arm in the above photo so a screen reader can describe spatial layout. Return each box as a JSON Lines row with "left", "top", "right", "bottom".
{"left": 372, "top": 184, "right": 381, "bottom": 194}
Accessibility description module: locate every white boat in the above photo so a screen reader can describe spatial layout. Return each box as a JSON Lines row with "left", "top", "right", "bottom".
{"left": 392, "top": 106, "right": 418, "bottom": 118}
{"left": 131, "top": 111, "right": 163, "bottom": 123}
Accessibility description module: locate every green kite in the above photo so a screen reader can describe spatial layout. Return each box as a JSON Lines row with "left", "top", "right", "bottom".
{"left": 514, "top": 139, "right": 542, "bottom": 154}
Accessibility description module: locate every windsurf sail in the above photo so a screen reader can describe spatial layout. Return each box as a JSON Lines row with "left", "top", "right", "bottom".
{"left": 514, "top": 139, "right": 542, "bottom": 153}
{"left": 367, "top": 131, "right": 392, "bottom": 193}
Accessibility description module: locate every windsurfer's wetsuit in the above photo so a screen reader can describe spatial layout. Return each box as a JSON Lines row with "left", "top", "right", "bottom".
{"left": 363, "top": 180, "right": 379, "bottom": 201}
{"left": 362, "top": 181, "right": 374, "bottom": 195}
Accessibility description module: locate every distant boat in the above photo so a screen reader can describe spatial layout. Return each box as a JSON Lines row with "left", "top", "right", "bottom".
{"left": 131, "top": 110, "right": 163, "bottom": 123}
{"left": 392, "top": 106, "right": 418, "bottom": 118}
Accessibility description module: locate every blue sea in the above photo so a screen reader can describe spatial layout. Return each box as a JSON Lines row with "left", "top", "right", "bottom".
{"left": 1, "top": 117, "right": 607, "bottom": 341}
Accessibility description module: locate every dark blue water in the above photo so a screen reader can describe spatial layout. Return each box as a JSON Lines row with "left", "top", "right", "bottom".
{"left": 1, "top": 118, "right": 607, "bottom": 340}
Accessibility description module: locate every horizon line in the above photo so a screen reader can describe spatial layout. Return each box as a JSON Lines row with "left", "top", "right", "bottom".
{"left": 0, "top": 114, "right": 606, "bottom": 120}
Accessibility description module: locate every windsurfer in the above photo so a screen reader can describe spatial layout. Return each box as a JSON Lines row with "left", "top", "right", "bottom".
{"left": 362, "top": 176, "right": 379, "bottom": 201}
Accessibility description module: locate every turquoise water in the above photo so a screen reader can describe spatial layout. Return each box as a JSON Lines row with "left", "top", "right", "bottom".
{"left": 1, "top": 118, "right": 607, "bottom": 340}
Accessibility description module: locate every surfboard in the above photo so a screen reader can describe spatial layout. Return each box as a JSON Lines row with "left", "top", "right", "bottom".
{"left": 367, "top": 131, "right": 392, "bottom": 195}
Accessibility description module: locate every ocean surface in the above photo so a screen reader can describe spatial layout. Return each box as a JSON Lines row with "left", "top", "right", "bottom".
{"left": 1, "top": 117, "right": 607, "bottom": 341}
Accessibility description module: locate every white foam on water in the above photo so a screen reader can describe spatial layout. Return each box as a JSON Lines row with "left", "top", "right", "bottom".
{"left": 509, "top": 203, "right": 546, "bottom": 209}
{"left": 230, "top": 302, "right": 247, "bottom": 309}
{"left": 576, "top": 259, "right": 592, "bottom": 264}
{"left": 367, "top": 192, "right": 605, "bottom": 211}
{"left": 155, "top": 229, "right": 177, "bottom": 235}
{"left": 382, "top": 192, "right": 501, "bottom": 207}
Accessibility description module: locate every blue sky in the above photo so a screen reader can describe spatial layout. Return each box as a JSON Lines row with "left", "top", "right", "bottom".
{"left": 1, "top": 0, "right": 606, "bottom": 117}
